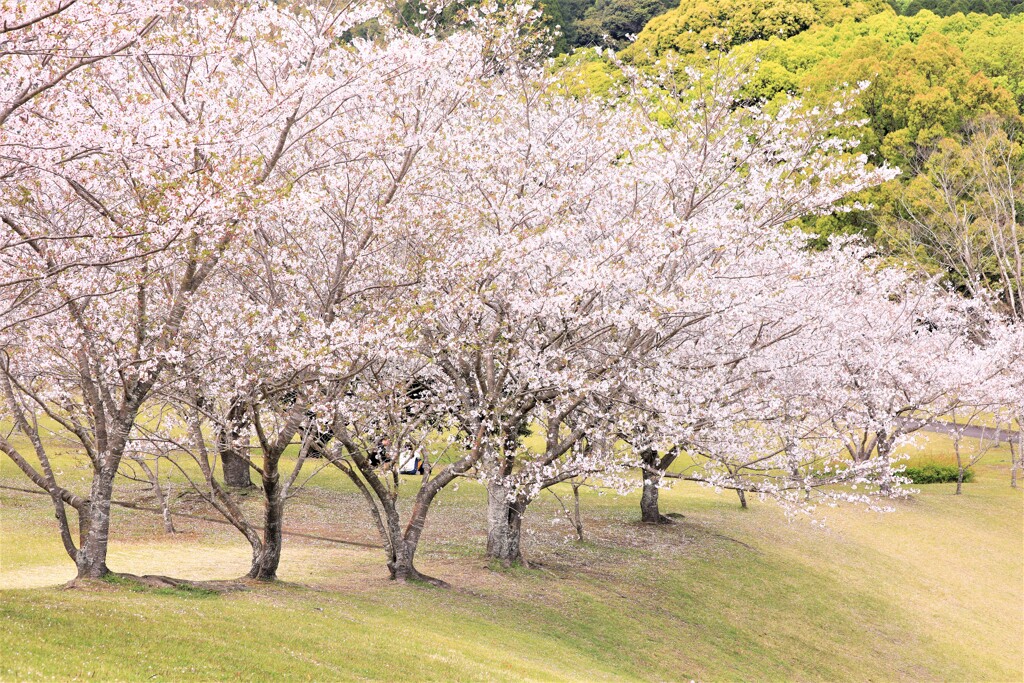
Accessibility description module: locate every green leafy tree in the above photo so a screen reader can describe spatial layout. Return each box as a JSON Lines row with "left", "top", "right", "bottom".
{"left": 574, "top": 0, "right": 680, "bottom": 48}
{"left": 722, "top": 9, "right": 1023, "bottom": 247}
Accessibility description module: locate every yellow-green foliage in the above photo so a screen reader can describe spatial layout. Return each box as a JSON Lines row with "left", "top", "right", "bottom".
{"left": 623, "top": 0, "right": 889, "bottom": 61}
{"left": 730, "top": 10, "right": 1024, "bottom": 163}
{"left": 706, "top": 7, "right": 1024, "bottom": 251}
{"left": 895, "top": 0, "right": 1024, "bottom": 16}
{"left": 553, "top": 48, "right": 624, "bottom": 97}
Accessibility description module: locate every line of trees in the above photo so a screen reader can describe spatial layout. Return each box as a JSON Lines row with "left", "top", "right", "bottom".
{"left": 1, "top": 0, "right": 1021, "bottom": 586}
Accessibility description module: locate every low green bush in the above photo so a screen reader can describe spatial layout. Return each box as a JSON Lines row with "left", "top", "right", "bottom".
{"left": 903, "top": 464, "right": 974, "bottom": 484}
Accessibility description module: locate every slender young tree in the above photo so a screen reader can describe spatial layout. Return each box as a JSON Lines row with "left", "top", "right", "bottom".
{"left": 883, "top": 115, "right": 1023, "bottom": 323}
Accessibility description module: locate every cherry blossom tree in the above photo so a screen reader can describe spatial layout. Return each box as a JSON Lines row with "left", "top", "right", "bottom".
{"left": 821, "top": 271, "right": 995, "bottom": 496}
{"left": 136, "top": 0, "right": 549, "bottom": 583}
{"left": 475, "top": 61, "right": 905, "bottom": 535}
{"left": 622, "top": 242, "right": 900, "bottom": 519}
{"left": 0, "top": 0, "right": 387, "bottom": 580}
{"left": 410, "top": 75, "right": 650, "bottom": 566}
{"left": 408, "top": 55, "right": 900, "bottom": 563}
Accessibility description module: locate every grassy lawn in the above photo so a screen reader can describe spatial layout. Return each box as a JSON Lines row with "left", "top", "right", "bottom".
{"left": 0, "top": 434, "right": 1021, "bottom": 681}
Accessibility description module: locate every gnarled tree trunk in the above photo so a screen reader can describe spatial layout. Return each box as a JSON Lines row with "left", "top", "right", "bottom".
{"left": 390, "top": 494, "right": 439, "bottom": 583}
{"left": 639, "top": 448, "right": 676, "bottom": 524}
{"left": 221, "top": 448, "right": 253, "bottom": 489}
{"left": 640, "top": 467, "right": 666, "bottom": 523}
{"left": 485, "top": 480, "right": 526, "bottom": 566}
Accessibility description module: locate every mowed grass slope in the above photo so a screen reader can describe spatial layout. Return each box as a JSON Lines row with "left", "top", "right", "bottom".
{"left": 0, "top": 434, "right": 1021, "bottom": 681}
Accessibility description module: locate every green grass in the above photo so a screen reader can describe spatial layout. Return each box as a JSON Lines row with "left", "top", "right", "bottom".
{"left": 0, "top": 434, "right": 1021, "bottom": 681}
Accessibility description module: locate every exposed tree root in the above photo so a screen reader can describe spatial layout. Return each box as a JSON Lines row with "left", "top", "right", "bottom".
{"left": 393, "top": 569, "right": 450, "bottom": 588}
{"left": 642, "top": 513, "right": 677, "bottom": 525}
{"left": 65, "top": 572, "right": 249, "bottom": 593}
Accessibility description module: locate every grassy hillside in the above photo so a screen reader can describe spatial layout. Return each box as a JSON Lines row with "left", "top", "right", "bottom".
{"left": 1, "top": 434, "right": 1021, "bottom": 681}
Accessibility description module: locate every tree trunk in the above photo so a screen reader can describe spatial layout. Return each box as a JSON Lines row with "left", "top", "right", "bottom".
{"left": 219, "top": 402, "right": 252, "bottom": 489}
{"left": 486, "top": 508, "right": 525, "bottom": 566}
{"left": 221, "top": 448, "right": 252, "bottom": 489}
{"left": 379, "top": 498, "right": 410, "bottom": 581}
{"left": 326, "top": 442, "right": 445, "bottom": 584}
{"left": 247, "top": 527, "right": 281, "bottom": 580}
{"left": 954, "top": 435, "right": 964, "bottom": 496}
{"left": 485, "top": 480, "right": 526, "bottom": 566}
{"left": 327, "top": 421, "right": 487, "bottom": 587}
{"left": 389, "top": 545, "right": 443, "bottom": 585}
{"left": 156, "top": 481, "right": 175, "bottom": 534}
{"left": 389, "top": 535, "right": 422, "bottom": 583}
{"left": 485, "top": 479, "right": 510, "bottom": 557}
{"left": 571, "top": 481, "right": 584, "bottom": 541}
{"left": 736, "top": 487, "right": 748, "bottom": 509}
{"left": 639, "top": 450, "right": 673, "bottom": 524}
{"left": 1009, "top": 433, "right": 1018, "bottom": 489}
{"left": 248, "top": 540, "right": 280, "bottom": 581}
{"left": 877, "top": 431, "right": 895, "bottom": 495}
{"left": 139, "top": 460, "right": 175, "bottom": 534}
{"left": 640, "top": 470, "right": 666, "bottom": 523}
{"left": 248, "top": 469, "right": 284, "bottom": 580}
{"left": 391, "top": 488, "right": 448, "bottom": 586}
{"left": 75, "top": 470, "right": 116, "bottom": 579}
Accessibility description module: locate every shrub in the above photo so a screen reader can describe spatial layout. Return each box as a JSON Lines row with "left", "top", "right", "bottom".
{"left": 903, "top": 463, "right": 974, "bottom": 484}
